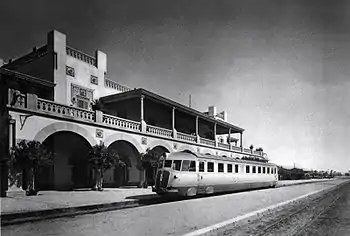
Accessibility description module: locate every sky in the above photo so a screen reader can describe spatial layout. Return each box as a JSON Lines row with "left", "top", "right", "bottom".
{"left": 1, "top": 0, "right": 350, "bottom": 172}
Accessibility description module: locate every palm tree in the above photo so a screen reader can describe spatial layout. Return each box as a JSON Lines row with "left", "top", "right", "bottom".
{"left": 8, "top": 140, "right": 53, "bottom": 196}
{"left": 88, "top": 143, "right": 125, "bottom": 191}
{"left": 138, "top": 148, "right": 163, "bottom": 188}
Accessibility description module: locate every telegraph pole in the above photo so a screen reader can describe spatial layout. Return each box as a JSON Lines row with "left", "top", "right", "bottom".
{"left": 189, "top": 94, "right": 192, "bottom": 108}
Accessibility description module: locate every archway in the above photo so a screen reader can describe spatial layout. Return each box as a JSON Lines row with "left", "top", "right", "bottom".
{"left": 107, "top": 140, "right": 141, "bottom": 187}
{"left": 39, "top": 131, "right": 92, "bottom": 190}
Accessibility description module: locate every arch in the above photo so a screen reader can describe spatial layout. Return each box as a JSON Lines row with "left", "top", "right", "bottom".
{"left": 104, "top": 133, "right": 145, "bottom": 154}
{"left": 148, "top": 140, "right": 173, "bottom": 153}
{"left": 178, "top": 145, "right": 196, "bottom": 153}
{"left": 34, "top": 122, "right": 97, "bottom": 146}
{"left": 201, "top": 148, "right": 214, "bottom": 155}
{"left": 218, "top": 151, "right": 230, "bottom": 157}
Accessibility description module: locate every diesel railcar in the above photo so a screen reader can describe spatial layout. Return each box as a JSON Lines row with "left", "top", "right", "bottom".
{"left": 152, "top": 151, "right": 278, "bottom": 196}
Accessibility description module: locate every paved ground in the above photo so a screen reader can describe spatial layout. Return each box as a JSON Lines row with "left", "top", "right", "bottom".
{"left": 0, "top": 179, "right": 331, "bottom": 215}
{"left": 1, "top": 179, "right": 345, "bottom": 236}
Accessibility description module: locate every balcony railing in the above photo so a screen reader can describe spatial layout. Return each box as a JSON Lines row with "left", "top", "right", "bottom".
{"left": 177, "top": 132, "right": 196, "bottom": 142}
{"left": 200, "top": 137, "right": 216, "bottom": 147}
{"left": 146, "top": 125, "right": 172, "bottom": 138}
{"left": 8, "top": 90, "right": 265, "bottom": 157}
{"left": 218, "top": 142, "right": 230, "bottom": 149}
{"left": 104, "top": 78, "right": 132, "bottom": 92}
{"left": 37, "top": 99, "right": 95, "bottom": 122}
{"left": 66, "top": 46, "right": 96, "bottom": 66}
{"left": 103, "top": 114, "right": 140, "bottom": 131}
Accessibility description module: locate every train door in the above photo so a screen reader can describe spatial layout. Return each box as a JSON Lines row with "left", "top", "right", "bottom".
{"left": 197, "top": 160, "right": 206, "bottom": 193}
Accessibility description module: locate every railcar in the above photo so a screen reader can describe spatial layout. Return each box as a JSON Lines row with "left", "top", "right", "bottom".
{"left": 152, "top": 150, "right": 278, "bottom": 196}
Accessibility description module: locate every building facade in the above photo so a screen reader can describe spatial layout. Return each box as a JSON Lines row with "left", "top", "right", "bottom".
{"left": 0, "top": 30, "right": 266, "bottom": 196}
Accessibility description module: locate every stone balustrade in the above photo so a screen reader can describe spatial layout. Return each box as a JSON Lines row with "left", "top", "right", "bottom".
{"left": 177, "top": 132, "right": 197, "bottom": 142}
{"left": 200, "top": 137, "right": 216, "bottom": 147}
{"left": 103, "top": 114, "right": 140, "bottom": 131}
{"left": 104, "top": 78, "right": 132, "bottom": 92}
{"left": 37, "top": 98, "right": 95, "bottom": 121}
{"left": 7, "top": 90, "right": 265, "bottom": 157}
{"left": 66, "top": 46, "right": 96, "bottom": 66}
{"left": 146, "top": 125, "right": 173, "bottom": 138}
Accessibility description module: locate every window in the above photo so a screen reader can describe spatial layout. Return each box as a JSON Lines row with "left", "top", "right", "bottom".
{"left": 181, "top": 160, "right": 191, "bottom": 171}
{"left": 263, "top": 167, "right": 266, "bottom": 174}
{"left": 227, "top": 164, "right": 232, "bottom": 173}
{"left": 164, "top": 160, "right": 172, "bottom": 168}
{"left": 267, "top": 167, "right": 270, "bottom": 174}
{"left": 218, "top": 163, "right": 224, "bottom": 173}
{"left": 235, "top": 164, "right": 239, "bottom": 173}
{"left": 173, "top": 160, "right": 181, "bottom": 171}
{"left": 66, "top": 66, "right": 75, "bottom": 77}
{"left": 207, "top": 162, "right": 214, "bottom": 172}
{"left": 90, "top": 75, "right": 98, "bottom": 85}
{"left": 246, "top": 165, "right": 250, "bottom": 173}
{"left": 189, "top": 161, "right": 196, "bottom": 172}
{"left": 199, "top": 162, "right": 205, "bottom": 172}
{"left": 252, "top": 166, "right": 256, "bottom": 173}
{"left": 258, "top": 166, "right": 261, "bottom": 173}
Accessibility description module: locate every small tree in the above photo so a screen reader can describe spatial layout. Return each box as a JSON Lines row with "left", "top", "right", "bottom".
{"left": 88, "top": 143, "right": 125, "bottom": 191}
{"left": 138, "top": 148, "right": 162, "bottom": 188}
{"left": 8, "top": 140, "right": 53, "bottom": 196}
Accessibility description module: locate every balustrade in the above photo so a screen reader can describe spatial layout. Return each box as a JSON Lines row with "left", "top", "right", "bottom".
{"left": 37, "top": 99, "right": 95, "bottom": 121}
{"left": 218, "top": 142, "right": 230, "bottom": 149}
{"left": 104, "top": 78, "right": 132, "bottom": 92}
{"left": 146, "top": 125, "right": 172, "bottom": 138}
{"left": 177, "top": 132, "right": 196, "bottom": 142}
{"left": 200, "top": 137, "right": 216, "bottom": 147}
{"left": 103, "top": 114, "right": 140, "bottom": 131}
{"left": 66, "top": 46, "right": 96, "bottom": 66}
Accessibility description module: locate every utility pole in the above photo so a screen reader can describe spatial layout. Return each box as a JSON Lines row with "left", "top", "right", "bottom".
{"left": 189, "top": 94, "right": 192, "bottom": 108}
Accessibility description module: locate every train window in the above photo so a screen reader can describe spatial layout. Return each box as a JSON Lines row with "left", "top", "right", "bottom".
{"left": 267, "top": 167, "right": 270, "bottom": 174}
{"left": 173, "top": 160, "right": 182, "bottom": 171}
{"left": 246, "top": 165, "right": 250, "bottom": 173}
{"left": 181, "top": 160, "right": 191, "bottom": 171}
{"left": 262, "top": 167, "right": 266, "bottom": 174}
{"left": 189, "top": 161, "right": 196, "bottom": 172}
{"left": 207, "top": 162, "right": 214, "bottom": 172}
{"left": 164, "top": 160, "right": 172, "bottom": 168}
{"left": 235, "top": 164, "right": 239, "bottom": 173}
{"left": 258, "top": 166, "right": 261, "bottom": 173}
{"left": 252, "top": 166, "right": 256, "bottom": 173}
{"left": 218, "top": 163, "right": 224, "bottom": 172}
{"left": 199, "top": 162, "right": 205, "bottom": 172}
{"left": 227, "top": 164, "right": 232, "bottom": 173}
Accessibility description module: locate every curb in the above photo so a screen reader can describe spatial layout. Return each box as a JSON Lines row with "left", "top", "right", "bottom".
{"left": 0, "top": 179, "right": 338, "bottom": 226}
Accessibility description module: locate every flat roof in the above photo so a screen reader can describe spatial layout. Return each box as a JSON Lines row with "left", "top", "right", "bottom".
{"left": 100, "top": 88, "right": 245, "bottom": 133}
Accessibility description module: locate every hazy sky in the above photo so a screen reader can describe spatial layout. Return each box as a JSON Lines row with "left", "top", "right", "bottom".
{"left": 1, "top": 0, "right": 349, "bottom": 172}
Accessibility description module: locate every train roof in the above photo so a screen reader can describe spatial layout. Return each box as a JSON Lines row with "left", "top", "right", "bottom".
{"left": 166, "top": 151, "right": 277, "bottom": 166}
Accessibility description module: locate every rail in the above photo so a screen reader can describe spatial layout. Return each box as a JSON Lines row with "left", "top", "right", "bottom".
{"left": 103, "top": 114, "right": 140, "bottom": 131}
{"left": 146, "top": 125, "right": 172, "bottom": 138}
{"left": 66, "top": 46, "right": 96, "bottom": 66}
{"left": 37, "top": 99, "right": 95, "bottom": 121}
{"left": 218, "top": 142, "right": 230, "bottom": 149}
{"left": 104, "top": 78, "right": 132, "bottom": 92}
{"left": 200, "top": 137, "right": 216, "bottom": 147}
{"left": 177, "top": 132, "right": 196, "bottom": 142}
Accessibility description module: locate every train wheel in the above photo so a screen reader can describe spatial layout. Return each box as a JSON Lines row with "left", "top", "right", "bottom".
{"left": 186, "top": 187, "right": 197, "bottom": 197}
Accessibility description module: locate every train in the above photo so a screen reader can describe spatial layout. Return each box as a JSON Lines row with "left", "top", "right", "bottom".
{"left": 152, "top": 150, "right": 278, "bottom": 196}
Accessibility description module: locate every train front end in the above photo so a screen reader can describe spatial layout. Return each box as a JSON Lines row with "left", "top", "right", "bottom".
{"left": 152, "top": 155, "right": 173, "bottom": 195}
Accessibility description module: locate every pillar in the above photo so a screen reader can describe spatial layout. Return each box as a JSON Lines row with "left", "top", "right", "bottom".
{"left": 228, "top": 128, "right": 231, "bottom": 150}
{"left": 140, "top": 95, "right": 146, "bottom": 132}
{"left": 172, "top": 107, "right": 177, "bottom": 138}
{"left": 240, "top": 132, "right": 243, "bottom": 152}
{"left": 196, "top": 116, "right": 200, "bottom": 143}
{"left": 214, "top": 123, "right": 217, "bottom": 147}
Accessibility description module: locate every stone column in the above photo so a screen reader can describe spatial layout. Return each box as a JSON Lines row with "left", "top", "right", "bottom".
{"left": 140, "top": 95, "right": 146, "bottom": 132}
{"left": 228, "top": 128, "right": 231, "bottom": 150}
{"left": 172, "top": 107, "right": 177, "bottom": 138}
{"left": 195, "top": 116, "right": 200, "bottom": 143}
{"left": 240, "top": 132, "right": 243, "bottom": 152}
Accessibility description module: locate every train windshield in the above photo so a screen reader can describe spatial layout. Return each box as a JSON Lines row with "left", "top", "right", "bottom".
{"left": 164, "top": 160, "right": 172, "bottom": 168}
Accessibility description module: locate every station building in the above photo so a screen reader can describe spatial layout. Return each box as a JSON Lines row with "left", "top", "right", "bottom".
{"left": 0, "top": 30, "right": 265, "bottom": 196}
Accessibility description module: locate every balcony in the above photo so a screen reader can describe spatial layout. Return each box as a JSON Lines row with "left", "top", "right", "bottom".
{"left": 7, "top": 89, "right": 265, "bottom": 158}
